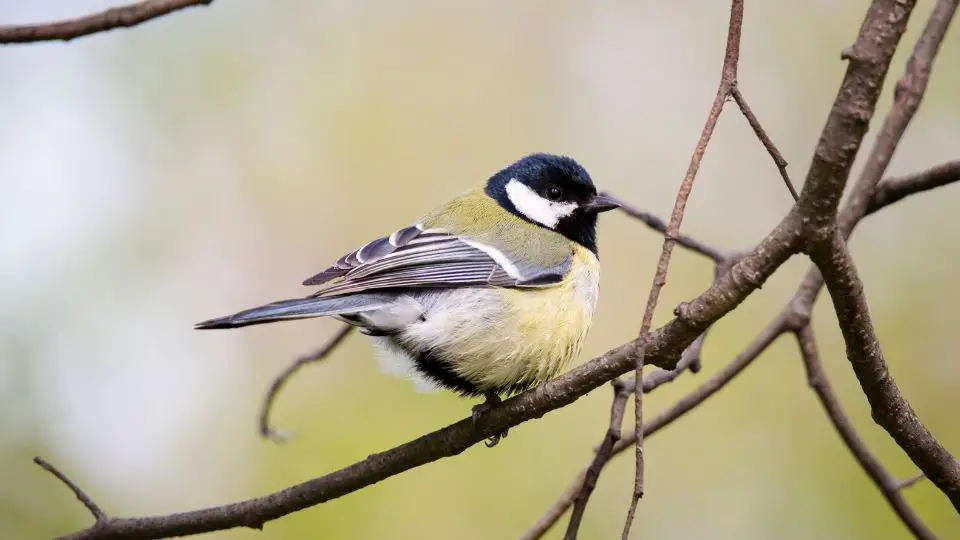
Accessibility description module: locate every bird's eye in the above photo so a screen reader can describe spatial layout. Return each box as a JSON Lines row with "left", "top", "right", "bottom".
{"left": 544, "top": 185, "right": 563, "bottom": 201}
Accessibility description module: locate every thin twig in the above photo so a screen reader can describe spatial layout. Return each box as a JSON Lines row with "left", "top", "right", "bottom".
{"left": 556, "top": 268, "right": 735, "bottom": 540}
{"left": 730, "top": 87, "right": 800, "bottom": 201}
{"left": 613, "top": 198, "right": 727, "bottom": 262}
{"left": 623, "top": 1, "right": 744, "bottom": 537}
{"left": 0, "top": 0, "right": 213, "bottom": 44}
{"left": 794, "top": 326, "right": 936, "bottom": 540}
{"left": 640, "top": 354, "right": 701, "bottom": 394}
{"left": 35, "top": 457, "right": 107, "bottom": 522}
{"left": 563, "top": 380, "right": 631, "bottom": 540}
{"left": 259, "top": 325, "right": 354, "bottom": 442}
{"left": 543, "top": 202, "right": 731, "bottom": 540}
{"left": 896, "top": 473, "right": 926, "bottom": 491}
{"left": 867, "top": 160, "right": 960, "bottom": 214}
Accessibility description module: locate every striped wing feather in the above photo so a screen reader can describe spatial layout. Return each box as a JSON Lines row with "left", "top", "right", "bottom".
{"left": 302, "top": 224, "right": 563, "bottom": 297}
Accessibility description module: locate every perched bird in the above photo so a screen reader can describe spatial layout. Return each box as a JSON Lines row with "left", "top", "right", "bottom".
{"left": 196, "top": 153, "right": 619, "bottom": 445}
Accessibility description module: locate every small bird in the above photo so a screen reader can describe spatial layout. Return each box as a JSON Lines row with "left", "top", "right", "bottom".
{"left": 196, "top": 153, "right": 619, "bottom": 445}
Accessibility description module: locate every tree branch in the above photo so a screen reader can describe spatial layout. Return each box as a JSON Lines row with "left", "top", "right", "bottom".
{"left": 812, "top": 234, "right": 960, "bottom": 511}
{"left": 866, "top": 160, "right": 960, "bottom": 214}
{"left": 563, "top": 380, "right": 630, "bottom": 540}
{"left": 623, "top": 1, "right": 744, "bottom": 534}
{"left": 808, "top": 0, "right": 960, "bottom": 511}
{"left": 797, "top": 0, "right": 916, "bottom": 230}
{"left": 35, "top": 457, "right": 107, "bottom": 523}
{"left": 259, "top": 325, "right": 354, "bottom": 442}
{"left": 794, "top": 325, "right": 935, "bottom": 539}
{"left": 730, "top": 87, "right": 799, "bottom": 201}
{"left": 562, "top": 251, "right": 737, "bottom": 540}
{"left": 896, "top": 473, "right": 927, "bottom": 491}
{"left": 522, "top": 313, "right": 791, "bottom": 540}
{"left": 613, "top": 197, "right": 728, "bottom": 263}
{"left": 0, "top": 0, "right": 212, "bottom": 44}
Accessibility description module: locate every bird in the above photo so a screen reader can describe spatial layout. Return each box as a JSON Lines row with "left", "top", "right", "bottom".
{"left": 195, "top": 153, "right": 620, "bottom": 446}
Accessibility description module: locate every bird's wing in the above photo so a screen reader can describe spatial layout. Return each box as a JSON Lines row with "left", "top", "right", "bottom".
{"left": 303, "top": 224, "right": 569, "bottom": 297}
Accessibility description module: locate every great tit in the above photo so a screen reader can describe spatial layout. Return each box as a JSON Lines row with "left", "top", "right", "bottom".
{"left": 196, "top": 153, "right": 619, "bottom": 445}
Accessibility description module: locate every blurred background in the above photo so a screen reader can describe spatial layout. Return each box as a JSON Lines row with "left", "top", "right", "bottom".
{"left": 1, "top": 1, "right": 958, "bottom": 538}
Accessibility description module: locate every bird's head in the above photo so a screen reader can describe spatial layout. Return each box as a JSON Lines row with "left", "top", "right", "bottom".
{"left": 485, "top": 153, "right": 619, "bottom": 253}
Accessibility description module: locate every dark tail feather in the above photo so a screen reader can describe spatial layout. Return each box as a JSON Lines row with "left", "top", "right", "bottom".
{"left": 195, "top": 294, "right": 392, "bottom": 330}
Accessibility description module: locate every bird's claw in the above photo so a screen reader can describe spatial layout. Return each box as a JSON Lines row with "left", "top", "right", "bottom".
{"left": 472, "top": 393, "right": 508, "bottom": 447}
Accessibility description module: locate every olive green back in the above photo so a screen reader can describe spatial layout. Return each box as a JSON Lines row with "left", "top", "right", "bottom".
{"left": 420, "top": 189, "right": 573, "bottom": 273}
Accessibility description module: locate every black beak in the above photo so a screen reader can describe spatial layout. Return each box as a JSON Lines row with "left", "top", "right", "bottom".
{"left": 582, "top": 192, "right": 622, "bottom": 213}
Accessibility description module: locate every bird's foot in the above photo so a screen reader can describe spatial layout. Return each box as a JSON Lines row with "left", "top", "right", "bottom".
{"left": 472, "top": 392, "right": 508, "bottom": 447}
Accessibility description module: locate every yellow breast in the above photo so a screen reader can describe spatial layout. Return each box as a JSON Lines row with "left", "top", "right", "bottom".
{"left": 445, "top": 243, "right": 600, "bottom": 393}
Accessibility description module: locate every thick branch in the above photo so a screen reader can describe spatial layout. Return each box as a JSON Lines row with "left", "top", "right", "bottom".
{"left": 836, "top": 0, "right": 959, "bottom": 235}
{"left": 794, "top": 326, "right": 935, "bottom": 539}
{"left": 0, "top": 0, "right": 212, "bottom": 44}
{"left": 809, "top": 0, "right": 960, "bottom": 511}
{"left": 798, "top": 0, "right": 916, "bottom": 229}
{"left": 812, "top": 234, "right": 960, "bottom": 511}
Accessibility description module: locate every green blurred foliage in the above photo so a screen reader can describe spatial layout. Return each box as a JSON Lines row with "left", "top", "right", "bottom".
{"left": 0, "top": 1, "right": 958, "bottom": 539}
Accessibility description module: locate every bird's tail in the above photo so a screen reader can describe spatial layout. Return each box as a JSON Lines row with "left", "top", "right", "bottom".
{"left": 195, "top": 293, "right": 393, "bottom": 329}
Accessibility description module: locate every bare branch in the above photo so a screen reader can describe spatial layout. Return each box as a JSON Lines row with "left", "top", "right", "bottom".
{"left": 867, "top": 160, "right": 960, "bottom": 214}
{"left": 664, "top": 255, "right": 740, "bottom": 376}
{"left": 796, "top": 0, "right": 917, "bottom": 229}
{"left": 835, "top": 0, "right": 959, "bottom": 235}
{"left": 639, "top": 351, "right": 700, "bottom": 394}
{"left": 563, "top": 380, "right": 631, "bottom": 540}
{"left": 612, "top": 198, "right": 727, "bottom": 262}
{"left": 794, "top": 325, "right": 936, "bottom": 540}
{"left": 812, "top": 234, "right": 960, "bottom": 511}
{"left": 520, "top": 471, "right": 586, "bottom": 540}
{"left": 809, "top": 0, "right": 960, "bottom": 511}
{"left": 259, "top": 325, "right": 354, "bottom": 442}
{"left": 730, "top": 87, "right": 800, "bottom": 201}
{"left": 896, "top": 473, "right": 927, "bottom": 491}
{"left": 623, "top": 1, "right": 745, "bottom": 534}
{"left": 35, "top": 457, "right": 107, "bottom": 522}
{"left": 523, "top": 315, "right": 790, "bottom": 540}
{"left": 0, "top": 0, "right": 212, "bottom": 45}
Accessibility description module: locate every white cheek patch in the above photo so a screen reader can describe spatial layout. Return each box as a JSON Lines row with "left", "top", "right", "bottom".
{"left": 505, "top": 178, "right": 578, "bottom": 229}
